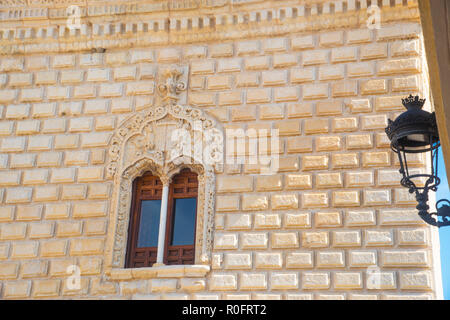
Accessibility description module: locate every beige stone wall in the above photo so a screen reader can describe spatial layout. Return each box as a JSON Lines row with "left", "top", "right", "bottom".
{"left": 0, "top": 0, "right": 442, "bottom": 299}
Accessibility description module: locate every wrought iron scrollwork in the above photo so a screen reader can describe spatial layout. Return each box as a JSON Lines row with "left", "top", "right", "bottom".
{"left": 437, "top": 199, "right": 450, "bottom": 227}
{"left": 416, "top": 197, "right": 450, "bottom": 228}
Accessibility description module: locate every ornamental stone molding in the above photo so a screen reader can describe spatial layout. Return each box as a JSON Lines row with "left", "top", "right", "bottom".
{"left": 104, "top": 64, "right": 223, "bottom": 270}
{"left": 156, "top": 65, "right": 188, "bottom": 105}
{"left": 0, "top": 0, "right": 420, "bottom": 54}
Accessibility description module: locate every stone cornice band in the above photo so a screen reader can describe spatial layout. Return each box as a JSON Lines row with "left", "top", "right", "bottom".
{"left": 0, "top": 0, "right": 420, "bottom": 54}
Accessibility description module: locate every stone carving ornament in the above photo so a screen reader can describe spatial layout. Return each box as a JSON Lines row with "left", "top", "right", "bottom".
{"left": 105, "top": 65, "right": 223, "bottom": 269}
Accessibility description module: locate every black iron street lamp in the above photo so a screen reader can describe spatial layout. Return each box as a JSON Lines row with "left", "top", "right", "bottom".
{"left": 385, "top": 95, "right": 450, "bottom": 227}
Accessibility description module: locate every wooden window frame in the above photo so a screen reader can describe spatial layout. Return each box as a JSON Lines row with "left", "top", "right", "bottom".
{"left": 125, "top": 173, "right": 162, "bottom": 268}
{"left": 164, "top": 169, "right": 198, "bottom": 265}
{"left": 125, "top": 169, "right": 198, "bottom": 268}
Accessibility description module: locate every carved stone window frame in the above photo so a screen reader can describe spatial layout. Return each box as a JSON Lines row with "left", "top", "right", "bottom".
{"left": 104, "top": 102, "right": 223, "bottom": 272}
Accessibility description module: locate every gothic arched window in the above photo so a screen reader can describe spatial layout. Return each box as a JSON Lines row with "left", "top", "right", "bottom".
{"left": 105, "top": 72, "right": 223, "bottom": 269}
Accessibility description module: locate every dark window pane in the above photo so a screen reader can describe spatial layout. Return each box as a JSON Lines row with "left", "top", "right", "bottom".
{"left": 137, "top": 200, "right": 161, "bottom": 248}
{"left": 171, "top": 198, "right": 197, "bottom": 246}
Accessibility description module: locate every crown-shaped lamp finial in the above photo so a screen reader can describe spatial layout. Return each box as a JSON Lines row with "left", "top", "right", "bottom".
{"left": 401, "top": 94, "right": 426, "bottom": 110}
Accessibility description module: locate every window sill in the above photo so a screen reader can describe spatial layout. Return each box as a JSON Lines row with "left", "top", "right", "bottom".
{"left": 107, "top": 264, "right": 210, "bottom": 281}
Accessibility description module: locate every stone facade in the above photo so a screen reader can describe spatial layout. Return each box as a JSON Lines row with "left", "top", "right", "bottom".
{"left": 0, "top": 0, "right": 443, "bottom": 299}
